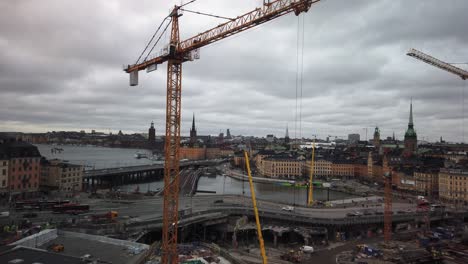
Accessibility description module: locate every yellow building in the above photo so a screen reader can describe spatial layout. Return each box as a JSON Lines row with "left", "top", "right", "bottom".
{"left": 259, "top": 157, "right": 304, "bottom": 179}
{"left": 304, "top": 159, "right": 332, "bottom": 178}
{"left": 41, "top": 159, "right": 83, "bottom": 192}
{"left": 439, "top": 168, "right": 468, "bottom": 204}
{"left": 367, "top": 152, "right": 383, "bottom": 183}
{"left": 414, "top": 170, "right": 439, "bottom": 198}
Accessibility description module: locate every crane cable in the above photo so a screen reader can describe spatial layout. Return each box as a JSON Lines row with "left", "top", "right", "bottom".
{"left": 294, "top": 16, "right": 300, "bottom": 142}
{"left": 180, "top": 8, "right": 234, "bottom": 21}
{"left": 295, "top": 14, "right": 306, "bottom": 142}
{"left": 143, "top": 19, "right": 173, "bottom": 62}
{"left": 299, "top": 14, "right": 305, "bottom": 140}
{"left": 135, "top": 16, "right": 170, "bottom": 65}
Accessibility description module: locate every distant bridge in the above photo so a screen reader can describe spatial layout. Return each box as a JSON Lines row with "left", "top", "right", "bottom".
{"left": 82, "top": 159, "right": 225, "bottom": 189}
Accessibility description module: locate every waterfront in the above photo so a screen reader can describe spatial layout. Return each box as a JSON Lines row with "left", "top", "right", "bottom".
{"left": 35, "top": 144, "right": 356, "bottom": 205}
{"left": 122, "top": 175, "right": 356, "bottom": 206}
{"left": 36, "top": 144, "right": 154, "bottom": 169}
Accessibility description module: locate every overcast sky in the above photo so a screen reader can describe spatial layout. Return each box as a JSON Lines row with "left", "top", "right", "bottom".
{"left": 1, "top": 0, "right": 467, "bottom": 142}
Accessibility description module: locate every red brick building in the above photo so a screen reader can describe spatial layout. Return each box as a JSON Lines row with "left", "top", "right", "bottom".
{"left": 0, "top": 141, "right": 42, "bottom": 198}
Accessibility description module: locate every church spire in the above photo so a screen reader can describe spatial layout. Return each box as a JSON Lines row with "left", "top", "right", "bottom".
{"left": 409, "top": 97, "right": 414, "bottom": 128}
{"left": 192, "top": 113, "right": 196, "bottom": 130}
{"left": 285, "top": 124, "right": 289, "bottom": 138}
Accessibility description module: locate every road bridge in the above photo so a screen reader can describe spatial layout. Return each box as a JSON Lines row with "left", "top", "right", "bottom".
{"left": 82, "top": 159, "right": 225, "bottom": 189}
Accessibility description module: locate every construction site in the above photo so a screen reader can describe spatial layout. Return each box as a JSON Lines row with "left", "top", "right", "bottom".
{"left": 120, "top": 0, "right": 468, "bottom": 264}
{"left": 3, "top": 0, "right": 468, "bottom": 264}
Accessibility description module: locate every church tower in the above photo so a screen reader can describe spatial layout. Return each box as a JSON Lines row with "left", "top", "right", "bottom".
{"left": 373, "top": 126, "right": 381, "bottom": 149}
{"left": 190, "top": 113, "right": 197, "bottom": 146}
{"left": 285, "top": 124, "right": 290, "bottom": 144}
{"left": 404, "top": 99, "right": 417, "bottom": 155}
{"left": 148, "top": 121, "right": 156, "bottom": 147}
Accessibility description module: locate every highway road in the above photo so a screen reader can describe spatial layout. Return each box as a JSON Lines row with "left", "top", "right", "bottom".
{"left": 6, "top": 194, "right": 417, "bottom": 226}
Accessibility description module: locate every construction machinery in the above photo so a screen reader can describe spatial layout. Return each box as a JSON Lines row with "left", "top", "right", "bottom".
{"left": 280, "top": 250, "right": 302, "bottom": 263}
{"left": 244, "top": 151, "right": 268, "bottom": 264}
{"left": 307, "top": 135, "right": 316, "bottom": 205}
{"left": 91, "top": 211, "right": 118, "bottom": 224}
{"left": 407, "top": 48, "right": 468, "bottom": 80}
{"left": 124, "top": 1, "right": 321, "bottom": 263}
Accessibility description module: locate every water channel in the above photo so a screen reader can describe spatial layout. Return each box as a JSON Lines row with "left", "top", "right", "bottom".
{"left": 36, "top": 144, "right": 356, "bottom": 205}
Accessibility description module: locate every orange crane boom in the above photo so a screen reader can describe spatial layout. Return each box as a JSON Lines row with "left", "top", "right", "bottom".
{"left": 125, "top": 0, "right": 320, "bottom": 75}
{"left": 124, "top": 1, "right": 321, "bottom": 264}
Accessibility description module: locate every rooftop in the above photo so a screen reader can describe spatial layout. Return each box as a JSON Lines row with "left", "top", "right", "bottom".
{"left": 0, "top": 246, "right": 85, "bottom": 264}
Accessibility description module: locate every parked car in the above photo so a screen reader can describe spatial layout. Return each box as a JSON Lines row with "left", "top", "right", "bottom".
{"left": 282, "top": 206, "right": 294, "bottom": 212}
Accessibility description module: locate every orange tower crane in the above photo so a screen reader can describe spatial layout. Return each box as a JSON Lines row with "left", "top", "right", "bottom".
{"left": 124, "top": 1, "right": 321, "bottom": 264}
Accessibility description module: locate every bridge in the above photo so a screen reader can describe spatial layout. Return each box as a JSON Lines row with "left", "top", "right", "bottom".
{"left": 82, "top": 159, "right": 225, "bottom": 189}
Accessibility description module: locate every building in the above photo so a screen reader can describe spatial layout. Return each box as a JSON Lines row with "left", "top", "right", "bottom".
{"left": 331, "top": 160, "right": 355, "bottom": 179}
{"left": 439, "top": 168, "right": 468, "bottom": 204}
{"left": 1, "top": 141, "right": 42, "bottom": 197}
{"left": 190, "top": 113, "right": 197, "bottom": 146}
{"left": 0, "top": 150, "right": 8, "bottom": 194}
{"left": 404, "top": 100, "right": 418, "bottom": 155}
{"left": 41, "top": 159, "right": 84, "bottom": 192}
{"left": 367, "top": 152, "right": 383, "bottom": 183}
{"left": 348, "top": 133, "right": 360, "bottom": 144}
{"left": 266, "top": 134, "right": 275, "bottom": 143}
{"left": 226, "top": 129, "right": 232, "bottom": 139}
{"left": 148, "top": 121, "right": 156, "bottom": 146}
{"left": 258, "top": 156, "right": 304, "bottom": 179}
{"left": 414, "top": 169, "right": 439, "bottom": 198}
{"left": 179, "top": 146, "right": 221, "bottom": 160}
{"left": 373, "top": 127, "right": 381, "bottom": 149}
{"left": 304, "top": 158, "right": 332, "bottom": 178}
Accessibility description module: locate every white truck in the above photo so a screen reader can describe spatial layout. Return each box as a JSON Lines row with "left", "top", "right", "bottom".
{"left": 300, "top": 246, "right": 314, "bottom": 254}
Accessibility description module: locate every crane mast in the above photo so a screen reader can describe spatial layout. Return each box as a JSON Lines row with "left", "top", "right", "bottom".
{"left": 125, "top": 1, "right": 321, "bottom": 263}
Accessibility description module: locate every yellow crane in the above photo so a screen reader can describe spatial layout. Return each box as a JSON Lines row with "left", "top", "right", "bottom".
{"left": 307, "top": 135, "right": 316, "bottom": 205}
{"left": 244, "top": 151, "right": 268, "bottom": 264}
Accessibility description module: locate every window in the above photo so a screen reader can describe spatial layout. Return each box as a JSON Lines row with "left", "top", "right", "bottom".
{"left": 1, "top": 180, "right": 4, "bottom": 186}
{"left": 2, "top": 169, "right": 5, "bottom": 176}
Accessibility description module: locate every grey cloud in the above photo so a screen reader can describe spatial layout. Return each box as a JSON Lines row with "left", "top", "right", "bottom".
{"left": 0, "top": 0, "right": 468, "bottom": 142}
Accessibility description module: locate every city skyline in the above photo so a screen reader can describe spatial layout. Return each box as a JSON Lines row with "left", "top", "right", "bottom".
{"left": 1, "top": 1, "right": 467, "bottom": 142}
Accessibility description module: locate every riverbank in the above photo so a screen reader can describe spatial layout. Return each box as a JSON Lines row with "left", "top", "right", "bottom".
{"left": 226, "top": 170, "right": 296, "bottom": 184}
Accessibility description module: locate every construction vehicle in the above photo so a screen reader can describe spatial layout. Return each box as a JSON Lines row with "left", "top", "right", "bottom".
{"left": 280, "top": 250, "right": 302, "bottom": 263}
{"left": 300, "top": 245, "right": 314, "bottom": 254}
{"left": 49, "top": 243, "right": 64, "bottom": 252}
{"left": 91, "top": 211, "right": 118, "bottom": 223}
{"left": 124, "top": 1, "right": 322, "bottom": 263}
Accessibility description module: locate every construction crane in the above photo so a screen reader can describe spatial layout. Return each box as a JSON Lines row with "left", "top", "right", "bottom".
{"left": 124, "top": 1, "right": 321, "bottom": 263}
{"left": 244, "top": 151, "right": 268, "bottom": 264}
{"left": 407, "top": 48, "right": 468, "bottom": 80}
{"left": 383, "top": 171, "right": 392, "bottom": 243}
